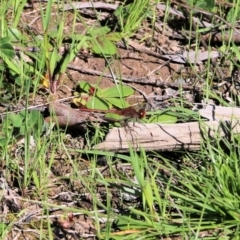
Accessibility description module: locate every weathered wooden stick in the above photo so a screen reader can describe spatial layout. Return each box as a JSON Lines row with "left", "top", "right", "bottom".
{"left": 93, "top": 106, "right": 240, "bottom": 152}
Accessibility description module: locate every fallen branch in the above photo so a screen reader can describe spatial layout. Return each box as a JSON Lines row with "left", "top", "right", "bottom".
{"left": 93, "top": 105, "right": 240, "bottom": 152}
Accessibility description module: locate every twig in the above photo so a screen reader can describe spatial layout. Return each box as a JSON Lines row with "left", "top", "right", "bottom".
{"left": 62, "top": 1, "right": 119, "bottom": 11}
{"left": 146, "top": 59, "right": 172, "bottom": 77}
{"left": 0, "top": 96, "right": 75, "bottom": 117}
{"left": 67, "top": 64, "right": 201, "bottom": 91}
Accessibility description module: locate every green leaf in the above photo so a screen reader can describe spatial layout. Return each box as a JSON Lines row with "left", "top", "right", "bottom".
{"left": 232, "top": 44, "right": 240, "bottom": 61}
{"left": 100, "top": 85, "right": 134, "bottom": 98}
{"left": 105, "top": 97, "right": 129, "bottom": 109}
{"left": 114, "top": 5, "right": 125, "bottom": 19}
{"left": 0, "top": 37, "right": 20, "bottom": 75}
{"left": 106, "top": 32, "right": 123, "bottom": 42}
{"left": 0, "top": 137, "right": 8, "bottom": 147}
{"left": 79, "top": 81, "right": 90, "bottom": 91}
{"left": 7, "top": 28, "right": 23, "bottom": 41}
{"left": 187, "top": 0, "right": 215, "bottom": 11}
{"left": 16, "top": 110, "right": 44, "bottom": 138}
{"left": 32, "top": 170, "right": 40, "bottom": 189}
{"left": 143, "top": 180, "right": 155, "bottom": 214}
{"left": 0, "top": 37, "right": 11, "bottom": 45}
{"left": 91, "top": 37, "right": 117, "bottom": 55}
{"left": 43, "top": 0, "right": 53, "bottom": 32}
{"left": 0, "top": 37, "right": 14, "bottom": 58}
{"left": 86, "top": 96, "right": 109, "bottom": 110}
{"left": 60, "top": 36, "right": 89, "bottom": 74}
{"left": 5, "top": 58, "right": 21, "bottom": 74}
{"left": 196, "top": 0, "right": 214, "bottom": 11}
{"left": 115, "top": 215, "right": 149, "bottom": 231}
{"left": 88, "top": 26, "right": 111, "bottom": 37}
{"left": 4, "top": 113, "right": 23, "bottom": 127}
{"left": 78, "top": 81, "right": 98, "bottom": 93}
{"left": 227, "top": 7, "right": 240, "bottom": 22}
{"left": 29, "top": 110, "right": 41, "bottom": 123}
{"left": 14, "top": 76, "right": 23, "bottom": 86}
{"left": 49, "top": 47, "right": 59, "bottom": 76}
{"left": 19, "top": 110, "right": 43, "bottom": 127}
{"left": 0, "top": 222, "right": 7, "bottom": 234}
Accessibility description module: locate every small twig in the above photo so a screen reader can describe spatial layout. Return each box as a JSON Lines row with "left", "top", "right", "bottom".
{"left": 67, "top": 64, "right": 201, "bottom": 91}
{"left": 0, "top": 96, "right": 75, "bottom": 117}
{"left": 146, "top": 59, "right": 172, "bottom": 77}
{"left": 62, "top": 1, "right": 119, "bottom": 11}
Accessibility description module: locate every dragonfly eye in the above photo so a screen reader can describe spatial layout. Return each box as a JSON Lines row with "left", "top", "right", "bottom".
{"left": 138, "top": 109, "right": 146, "bottom": 119}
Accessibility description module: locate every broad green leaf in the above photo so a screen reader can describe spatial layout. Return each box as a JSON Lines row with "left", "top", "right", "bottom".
{"left": 15, "top": 76, "right": 23, "bottom": 86}
{"left": 4, "top": 113, "right": 23, "bottom": 127}
{"left": 106, "top": 32, "right": 123, "bottom": 42}
{"left": 18, "top": 110, "right": 43, "bottom": 137}
{"left": 0, "top": 37, "right": 21, "bottom": 74}
{"left": 29, "top": 111, "right": 44, "bottom": 139}
{"left": 100, "top": 85, "right": 134, "bottom": 98}
{"left": 0, "top": 54, "right": 20, "bottom": 75}
{"left": 91, "top": 37, "right": 117, "bottom": 55}
{"left": 29, "top": 110, "right": 43, "bottom": 125}
{"left": 86, "top": 96, "right": 109, "bottom": 110}
{"left": 0, "top": 137, "right": 8, "bottom": 147}
{"left": 0, "top": 37, "right": 14, "bottom": 58}
{"left": 7, "top": 28, "right": 23, "bottom": 41}
{"left": 68, "top": 33, "right": 84, "bottom": 41}
{"left": 0, "top": 93, "right": 12, "bottom": 103}
{"left": 0, "top": 222, "right": 7, "bottom": 234}
{"left": 88, "top": 26, "right": 110, "bottom": 37}
{"left": 0, "top": 37, "right": 11, "bottom": 45}
{"left": 227, "top": 7, "right": 240, "bottom": 23}
{"left": 114, "top": 5, "right": 125, "bottom": 19}
{"left": 78, "top": 81, "right": 97, "bottom": 93}
{"left": 18, "top": 110, "right": 41, "bottom": 126}
{"left": 195, "top": 0, "right": 215, "bottom": 11}
{"left": 105, "top": 97, "right": 129, "bottom": 109}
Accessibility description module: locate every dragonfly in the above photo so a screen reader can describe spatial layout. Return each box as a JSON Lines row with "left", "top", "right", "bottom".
{"left": 79, "top": 105, "right": 146, "bottom": 123}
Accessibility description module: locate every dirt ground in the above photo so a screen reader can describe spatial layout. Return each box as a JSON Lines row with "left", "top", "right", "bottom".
{"left": 20, "top": 3, "right": 201, "bottom": 105}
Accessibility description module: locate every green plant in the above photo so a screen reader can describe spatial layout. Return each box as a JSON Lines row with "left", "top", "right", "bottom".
{"left": 0, "top": 110, "right": 45, "bottom": 148}
{"left": 0, "top": 0, "right": 152, "bottom": 97}
{"left": 114, "top": 0, "right": 151, "bottom": 39}
{"left": 0, "top": 4, "right": 120, "bottom": 96}
{"left": 74, "top": 80, "right": 134, "bottom": 110}
{"left": 186, "top": 0, "right": 215, "bottom": 11}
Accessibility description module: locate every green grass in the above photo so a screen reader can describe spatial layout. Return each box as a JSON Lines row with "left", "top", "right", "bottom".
{"left": 1, "top": 0, "right": 240, "bottom": 239}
